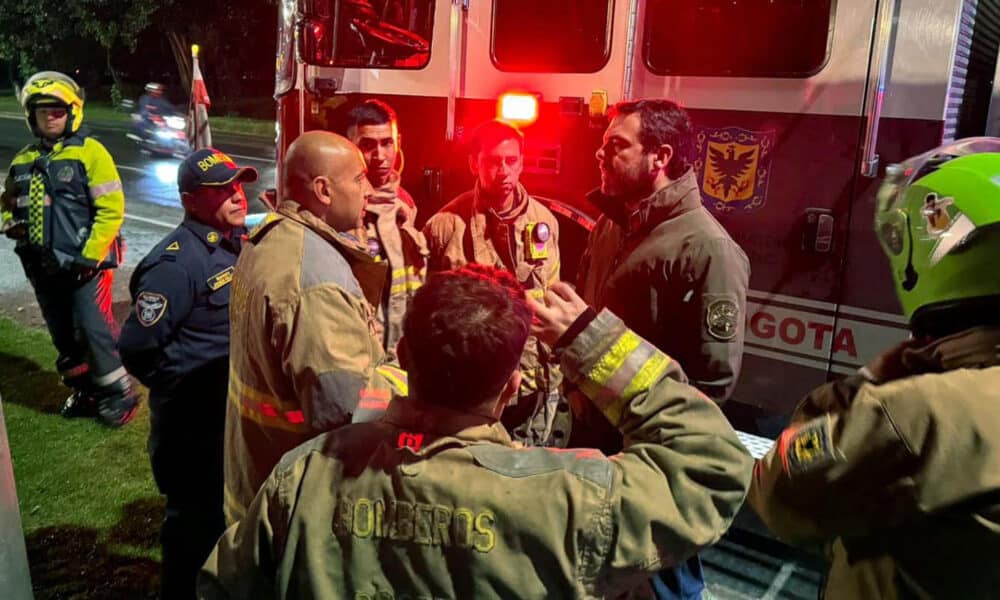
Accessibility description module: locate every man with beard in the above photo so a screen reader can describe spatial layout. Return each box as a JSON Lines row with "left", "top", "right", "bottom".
{"left": 576, "top": 99, "right": 751, "bottom": 600}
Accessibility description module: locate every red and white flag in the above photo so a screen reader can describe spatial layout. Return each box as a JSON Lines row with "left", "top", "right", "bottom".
{"left": 188, "top": 44, "right": 212, "bottom": 150}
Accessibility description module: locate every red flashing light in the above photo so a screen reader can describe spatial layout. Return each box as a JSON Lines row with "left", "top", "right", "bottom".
{"left": 498, "top": 92, "right": 539, "bottom": 125}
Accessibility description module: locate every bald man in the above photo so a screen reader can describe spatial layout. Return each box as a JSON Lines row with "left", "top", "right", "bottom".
{"left": 223, "top": 131, "right": 408, "bottom": 524}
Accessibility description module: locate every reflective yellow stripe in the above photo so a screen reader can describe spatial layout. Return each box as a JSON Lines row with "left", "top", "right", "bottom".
{"left": 391, "top": 265, "right": 420, "bottom": 278}
{"left": 585, "top": 330, "right": 641, "bottom": 390}
{"left": 527, "top": 288, "right": 545, "bottom": 300}
{"left": 620, "top": 352, "right": 670, "bottom": 401}
{"left": 375, "top": 364, "right": 409, "bottom": 396}
{"left": 229, "top": 369, "right": 309, "bottom": 433}
{"left": 389, "top": 279, "right": 423, "bottom": 295}
{"left": 580, "top": 330, "right": 668, "bottom": 424}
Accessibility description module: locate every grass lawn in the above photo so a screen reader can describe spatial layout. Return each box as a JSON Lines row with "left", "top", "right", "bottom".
{"left": 0, "top": 317, "right": 162, "bottom": 599}
{"left": 0, "top": 94, "right": 275, "bottom": 138}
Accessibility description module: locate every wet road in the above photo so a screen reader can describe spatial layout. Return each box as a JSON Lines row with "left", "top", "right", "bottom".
{"left": 0, "top": 114, "right": 275, "bottom": 325}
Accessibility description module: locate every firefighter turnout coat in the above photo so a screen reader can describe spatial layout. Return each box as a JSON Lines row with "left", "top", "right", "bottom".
{"left": 200, "top": 309, "right": 753, "bottom": 600}
{"left": 224, "top": 201, "right": 407, "bottom": 524}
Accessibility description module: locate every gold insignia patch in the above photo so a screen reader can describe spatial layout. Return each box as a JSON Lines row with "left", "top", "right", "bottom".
{"left": 136, "top": 291, "right": 168, "bottom": 327}
{"left": 207, "top": 267, "right": 234, "bottom": 291}
{"left": 695, "top": 126, "right": 776, "bottom": 214}
{"left": 706, "top": 298, "right": 740, "bottom": 341}
{"left": 206, "top": 231, "right": 220, "bottom": 244}
{"left": 779, "top": 416, "right": 838, "bottom": 475}
{"left": 166, "top": 241, "right": 180, "bottom": 251}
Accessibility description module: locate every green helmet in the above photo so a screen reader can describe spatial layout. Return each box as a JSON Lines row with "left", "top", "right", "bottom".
{"left": 876, "top": 137, "right": 1000, "bottom": 326}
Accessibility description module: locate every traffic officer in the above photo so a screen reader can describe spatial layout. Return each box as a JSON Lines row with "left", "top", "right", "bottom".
{"left": 749, "top": 139, "right": 1000, "bottom": 599}
{"left": 0, "top": 71, "right": 139, "bottom": 427}
{"left": 118, "top": 148, "right": 256, "bottom": 600}
{"left": 345, "top": 99, "right": 428, "bottom": 357}
{"left": 576, "top": 99, "right": 750, "bottom": 599}
{"left": 422, "top": 119, "right": 566, "bottom": 447}
{"left": 198, "top": 266, "right": 753, "bottom": 599}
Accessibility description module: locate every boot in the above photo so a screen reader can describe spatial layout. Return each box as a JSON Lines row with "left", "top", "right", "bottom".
{"left": 93, "top": 375, "right": 140, "bottom": 428}
{"left": 58, "top": 359, "right": 98, "bottom": 419}
{"left": 61, "top": 389, "right": 99, "bottom": 418}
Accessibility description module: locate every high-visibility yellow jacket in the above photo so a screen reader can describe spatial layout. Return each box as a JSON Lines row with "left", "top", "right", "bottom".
{"left": 2, "top": 128, "right": 124, "bottom": 270}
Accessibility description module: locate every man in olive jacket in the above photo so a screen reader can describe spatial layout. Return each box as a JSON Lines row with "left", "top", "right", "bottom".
{"left": 224, "top": 131, "right": 407, "bottom": 524}
{"left": 749, "top": 139, "right": 1000, "bottom": 599}
{"left": 200, "top": 266, "right": 752, "bottom": 599}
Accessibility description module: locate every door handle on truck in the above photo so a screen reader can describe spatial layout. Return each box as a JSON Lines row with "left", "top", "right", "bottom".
{"left": 860, "top": 0, "right": 900, "bottom": 178}
{"left": 803, "top": 208, "right": 834, "bottom": 253}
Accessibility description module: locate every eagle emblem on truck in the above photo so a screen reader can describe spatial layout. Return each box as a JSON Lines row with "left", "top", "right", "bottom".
{"left": 695, "top": 127, "right": 776, "bottom": 213}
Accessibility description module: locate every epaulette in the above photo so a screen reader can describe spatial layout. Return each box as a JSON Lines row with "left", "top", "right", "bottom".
{"left": 248, "top": 211, "right": 282, "bottom": 242}
{"left": 146, "top": 233, "right": 186, "bottom": 266}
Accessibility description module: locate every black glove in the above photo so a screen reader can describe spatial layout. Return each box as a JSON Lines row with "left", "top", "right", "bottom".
{"left": 70, "top": 262, "right": 98, "bottom": 282}
{"left": 2, "top": 220, "right": 27, "bottom": 240}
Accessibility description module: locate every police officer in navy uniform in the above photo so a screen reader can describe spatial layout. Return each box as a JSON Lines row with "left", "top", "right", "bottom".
{"left": 119, "top": 149, "right": 256, "bottom": 600}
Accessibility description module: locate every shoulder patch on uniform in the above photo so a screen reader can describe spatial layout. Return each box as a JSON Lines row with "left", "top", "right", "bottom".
{"left": 207, "top": 266, "right": 234, "bottom": 291}
{"left": 57, "top": 166, "right": 74, "bottom": 183}
{"left": 706, "top": 297, "right": 740, "bottom": 341}
{"left": 135, "top": 291, "right": 168, "bottom": 327}
{"left": 779, "top": 416, "right": 840, "bottom": 476}
{"left": 165, "top": 241, "right": 180, "bottom": 251}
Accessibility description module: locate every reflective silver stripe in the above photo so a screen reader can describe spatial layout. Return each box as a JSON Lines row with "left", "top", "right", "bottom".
{"left": 19, "top": 196, "right": 52, "bottom": 207}
{"left": 93, "top": 366, "right": 127, "bottom": 387}
{"left": 89, "top": 180, "right": 123, "bottom": 198}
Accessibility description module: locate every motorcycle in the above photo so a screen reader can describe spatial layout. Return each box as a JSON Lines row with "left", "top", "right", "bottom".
{"left": 127, "top": 110, "right": 191, "bottom": 158}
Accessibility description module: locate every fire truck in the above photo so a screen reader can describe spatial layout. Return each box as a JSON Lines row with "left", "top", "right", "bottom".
{"left": 273, "top": 0, "right": 1000, "bottom": 436}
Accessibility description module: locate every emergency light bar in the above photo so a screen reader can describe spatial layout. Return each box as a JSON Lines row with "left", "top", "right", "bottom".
{"left": 498, "top": 92, "right": 539, "bottom": 125}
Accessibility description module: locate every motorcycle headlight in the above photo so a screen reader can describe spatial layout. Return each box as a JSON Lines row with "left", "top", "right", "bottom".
{"left": 164, "top": 116, "right": 186, "bottom": 130}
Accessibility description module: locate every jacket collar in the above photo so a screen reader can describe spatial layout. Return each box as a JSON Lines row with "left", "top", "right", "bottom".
{"left": 587, "top": 168, "right": 703, "bottom": 234}
{"left": 182, "top": 216, "right": 242, "bottom": 251}
{"left": 368, "top": 170, "right": 405, "bottom": 206}
{"left": 902, "top": 326, "right": 1000, "bottom": 373}
{"left": 474, "top": 182, "right": 530, "bottom": 223}
{"left": 277, "top": 199, "right": 369, "bottom": 255}
{"left": 277, "top": 199, "right": 387, "bottom": 308}
{"left": 383, "top": 397, "right": 514, "bottom": 450}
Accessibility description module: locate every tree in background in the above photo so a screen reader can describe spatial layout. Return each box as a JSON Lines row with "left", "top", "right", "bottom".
{"left": 0, "top": 0, "right": 162, "bottom": 104}
{"left": 69, "top": 0, "right": 161, "bottom": 106}
{"left": 0, "top": 0, "right": 276, "bottom": 117}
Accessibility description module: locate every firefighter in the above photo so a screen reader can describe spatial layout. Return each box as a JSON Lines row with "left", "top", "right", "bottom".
{"left": 748, "top": 139, "right": 1000, "bottom": 599}
{"left": 198, "top": 266, "right": 753, "bottom": 599}
{"left": 422, "top": 120, "right": 566, "bottom": 447}
{"left": 0, "top": 71, "right": 139, "bottom": 427}
{"left": 118, "top": 149, "right": 257, "bottom": 600}
{"left": 576, "top": 99, "right": 750, "bottom": 599}
{"left": 224, "top": 131, "right": 407, "bottom": 524}
{"left": 345, "top": 99, "right": 428, "bottom": 357}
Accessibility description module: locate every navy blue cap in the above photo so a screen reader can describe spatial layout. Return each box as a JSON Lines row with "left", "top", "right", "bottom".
{"left": 178, "top": 148, "right": 258, "bottom": 194}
